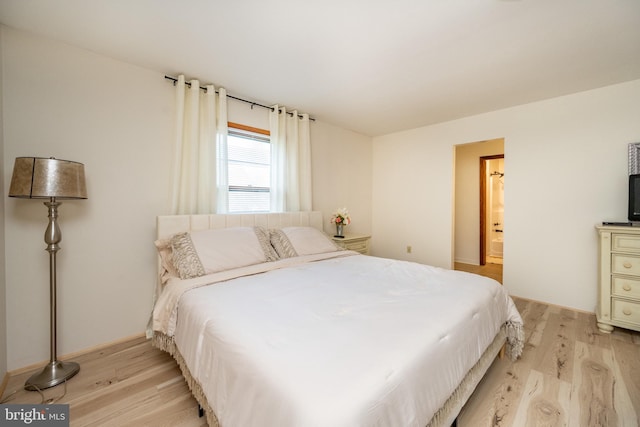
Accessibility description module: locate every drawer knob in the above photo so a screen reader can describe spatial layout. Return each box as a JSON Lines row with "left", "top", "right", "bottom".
{"left": 623, "top": 308, "right": 632, "bottom": 316}
{"left": 623, "top": 262, "right": 633, "bottom": 269}
{"left": 623, "top": 284, "right": 632, "bottom": 291}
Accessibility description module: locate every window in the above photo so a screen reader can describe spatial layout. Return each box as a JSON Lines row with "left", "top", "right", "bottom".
{"left": 227, "top": 124, "right": 271, "bottom": 213}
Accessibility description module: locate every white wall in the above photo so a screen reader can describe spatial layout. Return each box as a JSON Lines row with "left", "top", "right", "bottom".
{"left": 373, "top": 79, "right": 640, "bottom": 312}
{"left": 2, "top": 27, "right": 175, "bottom": 370}
{"left": 454, "top": 138, "right": 504, "bottom": 265}
{"left": 310, "top": 121, "right": 372, "bottom": 236}
{"left": 1, "top": 26, "right": 372, "bottom": 370}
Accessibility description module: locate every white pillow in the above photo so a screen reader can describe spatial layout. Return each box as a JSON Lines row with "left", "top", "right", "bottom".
{"left": 193, "top": 226, "right": 277, "bottom": 274}
{"left": 271, "top": 226, "right": 340, "bottom": 258}
{"left": 171, "top": 226, "right": 276, "bottom": 278}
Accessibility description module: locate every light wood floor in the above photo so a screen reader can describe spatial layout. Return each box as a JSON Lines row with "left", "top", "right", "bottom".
{"left": 454, "top": 261, "right": 503, "bottom": 284}
{"left": 2, "top": 298, "right": 638, "bottom": 426}
{"left": 458, "top": 297, "right": 640, "bottom": 426}
{"left": 1, "top": 336, "right": 206, "bottom": 427}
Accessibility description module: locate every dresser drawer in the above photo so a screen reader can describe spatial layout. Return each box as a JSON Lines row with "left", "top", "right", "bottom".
{"left": 611, "top": 298, "right": 640, "bottom": 326}
{"left": 612, "top": 277, "right": 640, "bottom": 300}
{"left": 332, "top": 235, "right": 371, "bottom": 255}
{"left": 612, "top": 233, "right": 640, "bottom": 253}
{"left": 345, "top": 240, "right": 368, "bottom": 252}
{"left": 611, "top": 254, "right": 640, "bottom": 276}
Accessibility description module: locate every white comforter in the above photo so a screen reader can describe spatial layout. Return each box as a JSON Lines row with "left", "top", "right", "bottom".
{"left": 154, "top": 253, "right": 522, "bottom": 427}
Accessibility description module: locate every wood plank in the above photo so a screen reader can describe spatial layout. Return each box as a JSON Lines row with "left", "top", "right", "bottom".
{"left": 575, "top": 310, "right": 612, "bottom": 349}
{"left": 457, "top": 356, "right": 528, "bottom": 426}
{"left": 569, "top": 341, "right": 637, "bottom": 426}
{"left": 511, "top": 369, "right": 571, "bottom": 427}
{"left": 518, "top": 299, "right": 551, "bottom": 347}
{"left": 530, "top": 310, "right": 577, "bottom": 382}
{"left": 69, "top": 363, "right": 181, "bottom": 420}
{"left": 609, "top": 338, "right": 640, "bottom": 424}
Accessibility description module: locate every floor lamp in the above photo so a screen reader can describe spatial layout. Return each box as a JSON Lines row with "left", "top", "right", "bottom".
{"left": 8, "top": 157, "right": 88, "bottom": 390}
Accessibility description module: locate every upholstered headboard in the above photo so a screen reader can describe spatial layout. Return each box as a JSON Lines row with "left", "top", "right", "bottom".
{"left": 156, "top": 211, "right": 324, "bottom": 240}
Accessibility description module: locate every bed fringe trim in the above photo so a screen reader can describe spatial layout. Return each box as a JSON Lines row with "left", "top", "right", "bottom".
{"left": 427, "top": 324, "right": 514, "bottom": 427}
{"left": 505, "top": 320, "right": 524, "bottom": 361}
{"left": 152, "top": 332, "right": 220, "bottom": 427}
{"left": 152, "top": 320, "right": 524, "bottom": 427}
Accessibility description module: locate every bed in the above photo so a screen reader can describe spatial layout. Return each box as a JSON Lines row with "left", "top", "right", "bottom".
{"left": 149, "top": 212, "right": 523, "bottom": 427}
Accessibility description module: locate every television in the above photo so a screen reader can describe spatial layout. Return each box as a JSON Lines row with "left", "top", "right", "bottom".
{"left": 629, "top": 174, "right": 640, "bottom": 221}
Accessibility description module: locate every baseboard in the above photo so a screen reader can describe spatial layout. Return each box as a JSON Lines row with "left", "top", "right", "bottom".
{"left": 453, "top": 258, "right": 479, "bottom": 265}
{"left": 7, "top": 332, "right": 147, "bottom": 377}
{"left": 0, "top": 371, "right": 9, "bottom": 401}
{"left": 510, "top": 294, "right": 595, "bottom": 316}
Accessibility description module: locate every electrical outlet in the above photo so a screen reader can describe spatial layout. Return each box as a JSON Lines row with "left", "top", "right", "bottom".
{"left": 406, "top": 245, "right": 412, "bottom": 254}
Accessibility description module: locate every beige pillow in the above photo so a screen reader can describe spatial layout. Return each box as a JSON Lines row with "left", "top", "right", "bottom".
{"left": 270, "top": 227, "right": 340, "bottom": 258}
{"left": 170, "top": 226, "right": 278, "bottom": 279}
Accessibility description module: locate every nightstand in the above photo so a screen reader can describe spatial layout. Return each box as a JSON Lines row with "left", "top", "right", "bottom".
{"left": 332, "top": 234, "right": 371, "bottom": 255}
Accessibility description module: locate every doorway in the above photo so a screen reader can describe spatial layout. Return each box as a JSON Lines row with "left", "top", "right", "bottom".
{"left": 480, "top": 155, "right": 504, "bottom": 266}
{"left": 453, "top": 138, "right": 504, "bottom": 283}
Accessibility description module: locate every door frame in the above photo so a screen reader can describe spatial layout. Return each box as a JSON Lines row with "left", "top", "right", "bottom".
{"left": 479, "top": 154, "right": 504, "bottom": 266}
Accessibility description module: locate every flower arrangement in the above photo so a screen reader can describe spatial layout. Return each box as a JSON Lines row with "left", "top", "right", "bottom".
{"left": 330, "top": 208, "right": 351, "bottom": 226}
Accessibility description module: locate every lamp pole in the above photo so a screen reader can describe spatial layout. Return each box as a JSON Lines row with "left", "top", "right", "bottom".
{"left": 24, "top": 199, "right": 80, "bottom": 391}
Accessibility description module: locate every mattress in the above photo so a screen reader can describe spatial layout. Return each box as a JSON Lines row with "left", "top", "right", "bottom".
{"left": 158, "top": 253, "right": 522, "bottom": 427}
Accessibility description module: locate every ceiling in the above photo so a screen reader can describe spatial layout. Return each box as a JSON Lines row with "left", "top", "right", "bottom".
{"left": 1, "top": 0, "right": 639, "bottom": 136}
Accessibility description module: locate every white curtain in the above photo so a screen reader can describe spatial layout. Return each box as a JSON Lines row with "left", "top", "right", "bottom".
{"left": 171, "top": 75, "right": 228, "bottom": 214}
{"left": 269, "top": 106, "right": 312, "bottom": 212}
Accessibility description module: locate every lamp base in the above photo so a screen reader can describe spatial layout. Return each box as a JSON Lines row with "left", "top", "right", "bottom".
{"left": 24, "top": 360, "right": 80, "bottom": 391}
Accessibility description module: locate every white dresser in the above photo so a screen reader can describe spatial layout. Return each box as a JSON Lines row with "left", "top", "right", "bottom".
{"left": 596, "top": 225, "right": 640, "bottom": 333}
{"left": 332, "top": 234, "right": 371, "bottom": 255}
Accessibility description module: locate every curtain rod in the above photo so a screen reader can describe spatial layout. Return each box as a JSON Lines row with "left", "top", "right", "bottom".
{"left": 164, "top": 75, "right": 315, "bottom": 121}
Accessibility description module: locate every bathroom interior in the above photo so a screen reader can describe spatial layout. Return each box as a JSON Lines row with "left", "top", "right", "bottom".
{"left": 486, "top": 158, "right": 504, "bottom": 264}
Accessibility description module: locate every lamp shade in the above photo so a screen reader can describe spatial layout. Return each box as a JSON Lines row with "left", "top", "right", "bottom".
{"left": 8, "top": 157, "right": 87, "bottom": 200}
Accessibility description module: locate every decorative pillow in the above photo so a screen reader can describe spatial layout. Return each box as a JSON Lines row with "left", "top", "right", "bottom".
{"left": 170, "top": 232, "right": 206, "bottom": 279}
{"left": 154, "top": 238, "right": 180, "bottom": 284}
{"left": 270, "top": 227, "right": 340, "bottom": 258}
{"left": 269, "top": 229, "right": 299, "bottom": 259}
{"left": 254, "top": 226, "right": 280, "bottom": 262}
